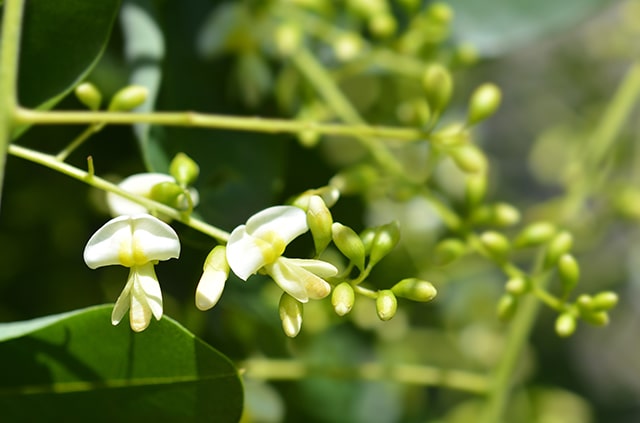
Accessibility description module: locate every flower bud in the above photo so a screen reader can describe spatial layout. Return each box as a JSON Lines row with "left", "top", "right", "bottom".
{"left": 108, "top": 85, "right": 148, "bottom": 111}
{"left": 391, "top": 278, "right": 437, "bottom": 302}
{"left": 274, "top": 23, "right": 302, "bottom": 56}
{"left": 431, "top": 123, "right": 469, "bottom": 147}
{"left": 195, "top": 246, "right": 229, "bottom": 311}
{"left": 150, "top": 181, "right": 186, "bottom": 208}
{"left": 433, "top": 238, "right": 466, "bottom": 266}
{"left": 427, "top": 2, "right": 454, "bottom": 24}
{"left": 448, "top": 144, "right": 487, "bottom": 174}
{"left": 333, "top": 33, "right": 362, "bottom": 61}
{"left": 369, "top": 13, "right": 397, "bottom": 38}
{"left": 575, "top": 294, "right": 593, "bottom": 313}
{"left": 307, "top": 195, "right": 333, "bottom": 254}
{"left": 465, "top": 174, "right": 487, "bottom": 209}
{"left": 590, "top": 291, "right": 618, "bottom": 312}
{"left": 480, "top": 231, "right": 510, "bottom": 261}
{"left": 169, "top": 153, "right": 200, "bottom": 187}
{"left": 497, "top": 294, "right": 517, "bottom": 321}
{"left": 359, "top": 227, "right": 377, "bottom": 256}
{"left": 376, "top": 290, "right": 397, "bottom": 321}
{"left": 544, "top": 231, "right": 573, "bottom": 268}
{"left": 332, "top": 282, "right": 355, "bottom": 316}
{"left": 396, "top": 98, "right": 431, "bottom": 126}
{"left": 297, "top": 129, "right": 320, "bottom": 148}
{"left": 580, "top": 310, "right": 609, "bottom": 327}
{"left": 490, "top": 203, "right": 521, "bottom": 227}
{"left": 332, "top": 222, "right": 366, "bottom": 271}
{"left": 422, "top": 64, "right": 453, "bottom": 112}
{"left": 75, "top": 82, "right": 102, "bottom": 111}
{"left": 505, "top": 277, "right": 528, "bottom": 296}
{"left": 514, "top": 221, "right": 556, "bottom": 247}
{"left": 555, "top": 312, "right": 577, "bottom": 337}
{"left": 369, "top": 221, "right": 401, "bottom": 266}
{"left": 279, "top": 293, "right": 304, "bottom": 337}
{"left": 557, "top": 254, "right": 579, "bottom": 296}
{"left": 467, "top": 83, "right": 502, "bottom": 125}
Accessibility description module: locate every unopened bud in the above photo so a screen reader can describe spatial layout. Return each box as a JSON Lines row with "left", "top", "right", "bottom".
{"left": 576, "top": 294, "right": 593, "bottom": 313}
{"left": 467, "top": 83, "right": 502, "bottom": 125}
{"left": 332, "top": 282, "right": 355, "bottom": 316}
{"left": 544, "top": 231, "right": 573, "bottom": 268}
{"left": 369, "top": 13, "right": 396, "bottom": 38}
{"left": 557, "top": 254, "right": 579, "bottom": 296}
{"left": 448, "top": 144, "right": 487, "bottom": 174}
{"left": 332, "top": 222, "right": 366, "bottom": 271}
{"left": 75, "top": 82, "right": 102, "bottom": 111}
{"left": 108, "top": 85, "right": 148, "bottom": 111}
{"left": 555, "top": 312, "right": 577, "bottom": 337}
{"left": 396, "top": 98, "right": 431, "bottom": 126}
{"left": 427, "top": 2, "right": 454, "bottom": 24}
{"left": 433, "top": 238, "right": 466, "bottom": 266}
{"left": 580, "top": 310, "right": 609, "bottom": 327}
{"left": 514, "top": 221, "right": 556, "bottom": 247}
{"left": 497, "top": 294, "right": 517, "bottom": 321}
{"left": 491, "top": 203, "right": 521, "bottom": 227}
{"left": 505, "top": 277, "right": 528, "bottom": 296}
{"left": 150, "top": 181, "right": 186, "bottom": 208}
{"left": 465, "top": 174, "right": 487, "bottom": 209}
{"left": 391, "top": 278, "right": 437, "bottom": 302}
{"left": 376, "top": 290, "right": 397, "bottom": 321}
{"left": 274, "top": 23, "right": 302, "bottom": 56}
{"left": 195, "top": 246, "right": 229, "bottom": 311}
{"left": 169, "top": 153, "right": 200, "bottom": 187}
{"left": 279, "top": 293, "right": 304, "bottom": 337}
{"left": 307, "top": 195, "right": 333, "bottom": 254}
{"left": 480, "top": 231, "right": 510, "bottom": 261}
{"left": 422, "top": 64, "right": 453, "bottom": 112}
{"left": 360, "top": 227, "right": 377, "bottom": 256}
{"left": 333, "top": 33, "right": 362, "bottom": 61}
{"left": 369, "top": 221, "right": 401, "bottom": 266}
{"left": 590, "top": 291, "right": 618, "bottom": 312}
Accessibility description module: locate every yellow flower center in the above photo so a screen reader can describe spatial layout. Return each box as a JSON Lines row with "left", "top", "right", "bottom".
{"left": 118, "top": 235, "right": 149, "bottom": 267}
{"left": 254, "top": 231, "right": 286, "bottom": 265}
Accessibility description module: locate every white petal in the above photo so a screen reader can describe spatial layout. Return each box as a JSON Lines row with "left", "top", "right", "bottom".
{"left": 283, "top": 258, "right": 338, "bottom": 278}
{"left": 134, "top": 262, "right": 164, "bottom": 321}
{"left": 278, "top": 258, "right": 333, "bottom": 300}
{"left": 226, "top": 225, "right": 267, "bottom": 280}
{"left": 129, "top": 288, "right": 152, "bottom": 332}
{"left": 266, "top": 259, "right": 309, "bottom": 303}
{"left": 246, "top": 206, "right": 308, "bottom": 244}
{"left": 84, "top": 215, "right": 135, "bottom": 269}
{"left": 107, "top": 173, "right": 175, "bottom": 217}
{"left": 130, "top": 214, "right": 181, "bottom": 262}
{"left": 195, "top": 268, "right": 227, "bottom": 310}
{"left": 111, "top": 272, "right": 134, "bottom": 325}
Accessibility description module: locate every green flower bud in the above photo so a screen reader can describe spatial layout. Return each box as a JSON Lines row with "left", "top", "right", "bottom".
{"left": 369, "top": 13, "right": 397, "bottom": 38}
{"left": 369, "top": 221, "right": 401, "bottom": 266}
{"left": 396, "top": 98, "right": 431, "bottom": 126}
{"left": 575, "top": 294, "right": 593, "bottom": 313}
{"left": 480, "top": 231, "right": 510, "bottom": 261}
{"left": 274, "top": 23, "right": 302, "bottom": 56}
{"left": 108, "top": 85, "right": 148, "bottom": 111}
{"left": 169, "top": 153, "right": 200, "bottom": 187}
{"left": 333, "top": 33, "right": 362, "bottom": 61}
{"left": 279, "top": 293, "right": 304, "bottom": 337}
{"left": 555, "top": 312, "right": 577, "bottom": 337}
{"left": 150, "top": 181, "right": 186, "bottom": 209}
{"left": 297, "top": 129, "right": 320, "bottom": 148}
{"left": 453, "top": 43, "right": 479, "bottom": 67}
{"left": 332, "top": 222, "right": 366, "bottom": 271}
{"left": 465, "top": 174, "right": 487, "bottom": 209}
{"left": 75, "top": 82, "right": 102, "bottom": 111}
{"left": 448, "top": 144, "right": 487, "bottom": 174}
{"left": 427, "top": 2, "right": 454, "bottom": 25}
{"left": 332, "top": 282, "right": 355, "bottom": 316}
{"left": 422, "top": 64, "right": 453, "bottom": 112}
{"left": 491, "top": 203, "right": 521, "bottom": 227}
{"left": 497, "top": 294, "right": 518, "bottom": 321}
{"left": 376, "top": 290, "right": 397, "bottom": 321}
{"left": 431, "top": 123, "right": 469, "bottom": 147}
{"left": 590, "top": 291, "right": 618, "bottom": 312}
{"left": 544, "top": 231, "right": 573, "bottom": 268}
{"left": 514, "top": 221, "right": 557, "bottom": 247}
{"left": 391, "top": 278, "right": 437, "bottom": 302}
{"left": 467, "top": 83, "right": 502, "bottom": 125}
{"left": 329, "top": 164, "right": 379, "bottom": 195}
{"left": 505, "top": 277, "right": 528, "bottom": 296}
{"left": 557, "top": 254, "right": 579, "bottom": 296}
{"left": 360, "top": 227, "right": 377, "bottom": 256}
{"left": 580, "top": 310, "right": 609, "bottom": 327}
{"left": 433, "top": 238, "right": 466, "bottom": 266}
{"left": 307, "top": 195, "right": 333, "bottom": 254}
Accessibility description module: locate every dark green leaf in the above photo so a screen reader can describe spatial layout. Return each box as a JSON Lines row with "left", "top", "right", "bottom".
{"left": 17, "top": 0, "right": 122, "bottom": 109}
{"left": 0, "top": 305, "right": 243, "bottom": 423}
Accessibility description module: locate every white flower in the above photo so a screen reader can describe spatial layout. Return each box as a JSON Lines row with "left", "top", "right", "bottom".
{"left": 195, "top": 245, "right": 229, "bottom": 311}
{"left": 83, "top": 214, "right": 180, "bottom": 332}
{"left": 226, "top": 205, "right": 337, "bottom": 303}
{"left": 106, "top": 172, "right": 199, "bottom": 217}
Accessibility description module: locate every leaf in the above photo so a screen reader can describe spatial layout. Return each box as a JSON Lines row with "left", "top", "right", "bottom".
{"left": 17, "top": 0, "right": 122, "bottom": 109}
{"left": 451, "top": 0, "right": 606, "bottom": 56}
{"left": 0, "top": 305, "right": 243, "bottom": 423}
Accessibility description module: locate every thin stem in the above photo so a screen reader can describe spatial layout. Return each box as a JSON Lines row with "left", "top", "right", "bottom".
{"left": 56, "top": 123, "right": 105, "bottom": 161}
{"left": 7, "top": 144, "right": 230, "bottom": 242}
{"left": 241, "top": 358, "right": 489, "bottom": 394}
{"left": 0, "top": 0, "right": 26, "bottom": 209}
{"left": 13, "top": 107, "right": 427, "bottom": 142}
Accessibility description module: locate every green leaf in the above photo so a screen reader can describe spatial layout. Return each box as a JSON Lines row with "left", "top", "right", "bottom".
{"left": 17, "top": 0, "right": 122, "bottom": 109}
{"left": 0, "top": 305, "right": 243, "bottom": 422}
{"left": 451, "top": 0, "right": 606, "bottom": 56}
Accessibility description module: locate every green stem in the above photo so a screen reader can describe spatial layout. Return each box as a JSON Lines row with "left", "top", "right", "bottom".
{"left": 14, "top": 107, "right": 427, "bottom": 142}
{"left": 7, "top": 144, "right": 230, "bottom": 242}
{"left": 241, "top": 358, "right": 489, "bottom": 394}
{"left": 56, "top": 122, "right": 105, "bottom": 161}
{"left": 0, "top": 0, "right": 26, "bottom": 209}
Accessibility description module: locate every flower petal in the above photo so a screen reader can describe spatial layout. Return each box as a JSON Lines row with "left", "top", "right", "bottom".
{"left": 111, "top": 272, "right": 134, "bottom": 325}
{"left": 265, "top": 259, "right": 309, "bottom": 303}
{"left": 279, "top": 258, "right": 333, "bottom": 300}
{"left": 226, "top": 225, "right": 268, "bottom": 280}
{"left": 107, "top": 173, "right": 175, "bottom": 217}
{"left": 130, "top": 214, "right": 181, "bottom": 262}
{"left": 84, "top": 215, "right": 135, "bottom": 269}
{"left": 284, "top": 258, "right": 338, "bottom": 278}
{"left": 196, "top": 246, "right": 229, "bottom": 310}
{"left": 245, "top": 206, "right": 308, "bottom": 244}
{"left": 134, "top": 262, "right": 163, "bottom": 321}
